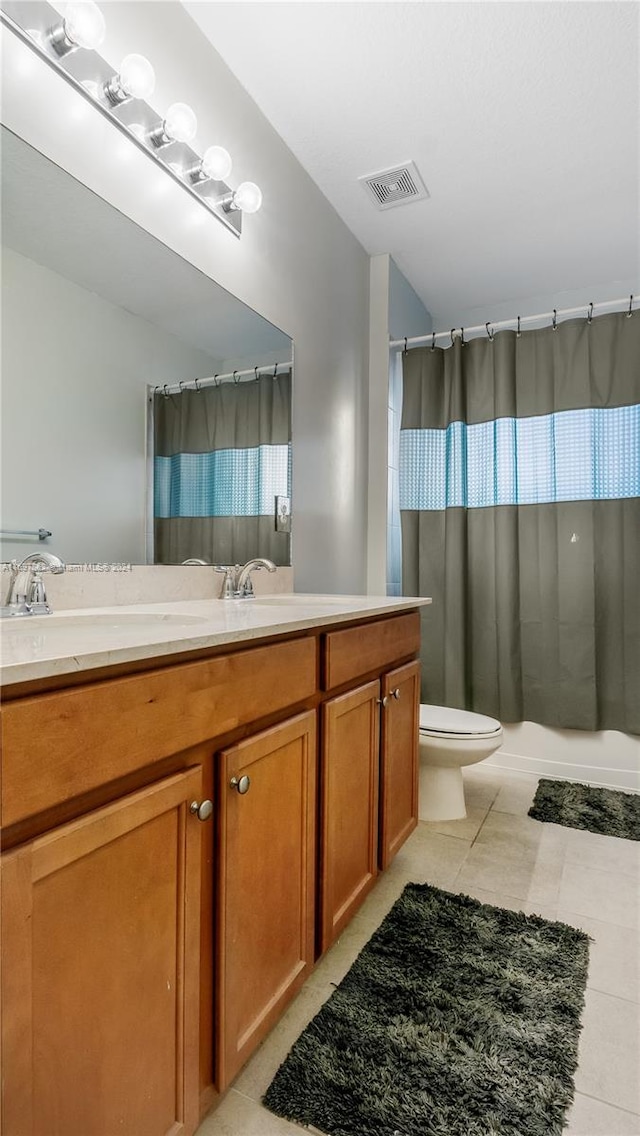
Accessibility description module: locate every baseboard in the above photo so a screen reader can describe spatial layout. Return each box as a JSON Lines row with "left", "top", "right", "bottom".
{"left": 484, "top": 749, "right": 640, "bottom": 793}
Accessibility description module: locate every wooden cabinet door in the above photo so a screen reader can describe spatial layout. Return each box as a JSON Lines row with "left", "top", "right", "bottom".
{"left": 1, "top": 767, "right": 203, "bottom": 1136}
{"left": 216, "top": 711, "right": 316, "bottom": 1089}
{"left": 320, "top": 681, "right": 380, "bottom": 952}
{"left": 379, "top": 659, "right": 420, "bottom": 869}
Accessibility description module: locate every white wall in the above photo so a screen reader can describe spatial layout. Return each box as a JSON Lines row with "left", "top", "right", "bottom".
{"left": 388, "top": 258, "right": 432, "bottom": 342}
{"left": 367, "top": 255, "right": 431, "bottom": 594}
{"left": 366, "top": 255, "right": 391, "bottom": 594}
{"left": 434, "top": 287, "right": 638, "bottom": 336}
{"left": 0, "top": 2, "right": 370, "bottom": 593}
{"left": 1, "top": 247, "right": 220, "bottom": 564}
{"left": 488, "top": 722, "right": 640, "bottom": 793}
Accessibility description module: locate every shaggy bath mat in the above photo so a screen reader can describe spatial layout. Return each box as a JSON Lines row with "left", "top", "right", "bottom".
{"left": 263, "top": 883, "right": 589, "bottom": 1136}
{"left": 529, "top": 778, "right": 640, "bottom": 841}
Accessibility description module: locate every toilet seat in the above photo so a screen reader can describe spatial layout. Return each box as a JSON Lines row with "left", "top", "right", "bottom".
{"left": 419, "top": 704, "right": 502, "bottom": 741}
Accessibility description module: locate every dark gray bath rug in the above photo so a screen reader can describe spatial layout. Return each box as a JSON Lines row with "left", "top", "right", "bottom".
{"left": 529, "top": 777, "right": 640, "bottom": 841}
{"left": 263, "top": 883, "right": 589, "bottom": 1136}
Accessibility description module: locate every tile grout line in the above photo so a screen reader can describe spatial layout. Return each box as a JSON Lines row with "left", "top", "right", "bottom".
{"left": 443, "top": 802, "right": 494, "bottom": 887}
{"left": 562, "top": 860, "right": 640, "bottom": 882}
{"left": 572, "top": 1089, "right": 640, "bottom": 1118}
{"left": 470, "top": 804, "right": 495, "bottom": 848}
{"left": 563, "top": 858, "right": 640, "bottom": 881}
{"left": 559, "top": 908, "right": 640, "bottom": 933}
{"left": 584, "top": 984, "right": 640, "bottom": 1007}
{"left": 447, "top": 795, "right": 536, "bottom": 892}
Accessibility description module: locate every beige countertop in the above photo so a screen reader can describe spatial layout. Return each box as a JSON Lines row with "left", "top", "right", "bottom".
{"left": 0, "top": 594, "right": 431, "bottom": 687}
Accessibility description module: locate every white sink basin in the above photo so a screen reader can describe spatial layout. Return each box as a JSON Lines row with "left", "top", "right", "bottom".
{"left": 8, "top": 612, "right": 211, "bottom": 632}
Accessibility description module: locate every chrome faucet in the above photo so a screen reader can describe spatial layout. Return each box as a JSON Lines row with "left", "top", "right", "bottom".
{"left": 215, "top": 558, "right": 277, "bottom": 599}
{"left": 236, "top": 557, "right": 277, "bottom": 598}
{"left": 2, "top": 552, "right": 66, "bottom": 617}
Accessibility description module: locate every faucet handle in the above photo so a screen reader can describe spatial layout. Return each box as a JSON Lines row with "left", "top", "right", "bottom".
{"left": 214, "top": 565, "right": 239, "bottom": 599}
{"left": 27, "top": 571, "right": 53, "bottom": 614}
{"left": 29, "top": 572, "right": 47, "bottom": 605}
{"left": 240, "top": 575, "right": 255, "bottom": 598}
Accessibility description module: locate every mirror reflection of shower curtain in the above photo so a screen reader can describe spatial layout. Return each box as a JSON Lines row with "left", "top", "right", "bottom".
{"left": 153, "top": 371, "right": 291, "bottom": 565}
{"left": 400, "top": 312, "right": 640, "bottom": 734}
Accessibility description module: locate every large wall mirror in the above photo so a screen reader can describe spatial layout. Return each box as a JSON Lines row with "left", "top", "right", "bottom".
{"left": 0, "top": 127, "right": 293, "bottom": 567}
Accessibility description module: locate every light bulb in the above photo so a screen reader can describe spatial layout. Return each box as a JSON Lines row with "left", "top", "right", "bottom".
{"left": 163, "top": 102, "right": 197, "bottom": 144}
{"left": 201, "top": 145, "right": 232, "bottom": 182}
{"left": 53, "top": 1, "right": 106, "bottom": 53}
{"left": 232, "top": 181, "right": 262, "bottom": 214}
{"left": 105, "top": 53, "right": 155, "bottom": 104}
{"left": 119, "top": 54, "right": 155, "bottom": 99}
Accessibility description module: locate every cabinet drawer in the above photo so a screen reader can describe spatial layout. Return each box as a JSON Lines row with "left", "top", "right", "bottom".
{"left": 322, "top": 611, "right": 420, "bottom": 690}
{"left": 1, "top": 636, "right": 316, "bottom": 828}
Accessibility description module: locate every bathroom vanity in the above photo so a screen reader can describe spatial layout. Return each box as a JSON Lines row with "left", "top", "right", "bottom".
{"left": 0, "top": 594, "right": 429, "bottom": 1135}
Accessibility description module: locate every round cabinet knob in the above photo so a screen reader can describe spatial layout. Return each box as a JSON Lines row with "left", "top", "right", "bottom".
{"left": 376, "top": 695, "right": 388, "bottom": 708}
{"left": 190, "top": 799, "right": 213, "bottom": 822}
{"left": 230, "top": 774, "right": 251, "bottom": 795}
{"left": 392, "top": 688, "right": 401, "bottom": 700}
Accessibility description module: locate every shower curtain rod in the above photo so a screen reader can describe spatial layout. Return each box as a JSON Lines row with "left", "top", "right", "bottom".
{"left": 389, "top": 294, "right": 637, "bottom": 350}
{"left": 152, "top": 360, "right": 293, "bottom": 398}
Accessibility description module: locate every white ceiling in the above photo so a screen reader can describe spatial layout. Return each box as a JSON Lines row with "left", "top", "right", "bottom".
{"left": 185, "top": 1, "right": 639, "bottom": 328}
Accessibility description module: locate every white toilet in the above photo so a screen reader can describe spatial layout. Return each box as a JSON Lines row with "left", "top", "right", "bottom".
{"left": 418, "top": 704, "right": 503, "bottom": 821}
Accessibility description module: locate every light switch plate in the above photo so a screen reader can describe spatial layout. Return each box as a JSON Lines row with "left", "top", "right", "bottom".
{"left": 275, "top": 496, "right": 291, "bottom": 532}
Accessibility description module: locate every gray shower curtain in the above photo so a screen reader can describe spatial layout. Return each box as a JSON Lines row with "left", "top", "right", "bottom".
{"left": 154, "top": 371, "right": 291, "bottom": 566}
{"left": 401, "top": 311, "right": 640, "bottom": 734}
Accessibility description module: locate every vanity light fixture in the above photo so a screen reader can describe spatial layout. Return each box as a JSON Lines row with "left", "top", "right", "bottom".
{"left": 1, "top": 0, "right": 262, "bottom": 236}
{"left": 49, "top": 0, "right": 105, "bottom": 55}
{"left": 104, "top": 53, "right": 155, "bottom": 105}
{"left": 150, "top": 101, "right": 198, "bottom": 148}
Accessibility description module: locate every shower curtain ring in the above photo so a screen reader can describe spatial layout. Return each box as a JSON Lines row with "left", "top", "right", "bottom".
{"left": 403, "top": 337, "right": 408, "bottom": 356}
{"left": 552, "top": 309, "right": 558, "bottom": 331}
{"left": 486, "top": 321, "right": 494, "bottom": 341}
{"left": 232, "top": 371, "right": 240, "bottom": 384}
{"left": 431, "top": 332, "right": 436, "bottom": 352}
{"left": 450, "top": 328, "right": 456, "bottom": 347}
{"left": 516, "top": 316, "right": 521, "bottom": 338}
{"left": 162, "top": 384, "right": 170, "bottom": 398}
{"left": 587, "top": 303, "right": 594, "bottom": 324}
{"left": 194, "top": 377, "right": 202, "bottom": 392}
{"left": 460, "top": 327, "right": 466, "bottom": 346}
{"left": 178, "top": 381, "right": 186, "bottom": 393}
{"left": 254, "top": 367, "right": 259, "bottom": 381}
{"left": 628, "top": 294, "right": 634, "bottom": 317}
{"left": 274, "top": 363, "right": 279, "bottom": 378}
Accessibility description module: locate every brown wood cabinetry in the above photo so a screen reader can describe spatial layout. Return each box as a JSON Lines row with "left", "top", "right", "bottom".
{"left": 1, "top": 608, "right": 421, "bottom": 1133}
{"left": 1, "top": 767, "right": 203, "bottom": 1136}
{"left": 1, "top": 636, "right": 316, "bottom": 828}
{"left": 379, "top": 660, "right": 420, "bottom": 869}
{"left": 319, "top": 616, "right": 421, "bottom": 951}
{"left": 322, "top": 611, "right": 420, "bottom": 690}
{"left": 319, "top": 681, "right": 380, "bottom": 951}
{"left": 216, "top": 711, "right": 317, "bottom": 1089}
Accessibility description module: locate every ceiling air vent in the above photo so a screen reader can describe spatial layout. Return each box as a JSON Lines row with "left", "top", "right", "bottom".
{"left": 359, "top": 161, "right": 429, "bottom": 210}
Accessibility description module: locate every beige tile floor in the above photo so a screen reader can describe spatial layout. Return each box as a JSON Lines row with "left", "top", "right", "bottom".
{"left": 196, "top": 766, "right": 640, "bottom": 1136}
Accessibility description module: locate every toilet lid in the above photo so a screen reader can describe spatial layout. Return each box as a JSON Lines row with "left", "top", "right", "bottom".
{"left": 419, "top": 704, "right": 501, "bottom": 736}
